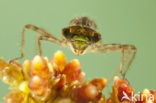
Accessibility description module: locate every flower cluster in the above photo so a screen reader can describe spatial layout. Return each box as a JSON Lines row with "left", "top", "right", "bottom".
{"left": 0, "top": 51, "right": 155, "bottom": 103}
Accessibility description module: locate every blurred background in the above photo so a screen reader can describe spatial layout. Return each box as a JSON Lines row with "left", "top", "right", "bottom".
{"left": 0, "top": 0, "right": 156, "bottom": 102}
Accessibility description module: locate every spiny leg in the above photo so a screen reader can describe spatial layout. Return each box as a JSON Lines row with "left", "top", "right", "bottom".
{"left": 37, "top": 36, "right": 43, "bottom": 56}
{"left": 120, "top": 49, "right": 125, "bottom": 76}
{"left": 120, "top": 48, "right": 131, "bottom": 78}
{"left": 11, "top": 24, "right": 64, "bottom": 61}
{"left": 90, "top": 44, "right": 128, "bottom": 94}
{"left": 38, "top": 36, "right": 55, "bottom": 56}
{"left": 107, "top": 49, "right": 131, "bottom": 84}
{"left": 37, "top": 36, "right": 67, "bottom": 56}
{"left": 106, "top": 48, "right": 131, "bottom": 91}
{"left": 35, "top": 33, "right": 40, "bottom": 55}
{"left": 123, "top": 50, "right": 130, "bottom": 64}
{"left": 90, "top": 44, "right": 136, "bottom": 79}
{"left": 122, "top": 45, "right": 136, "bottom": 78}
{"left": 105, "top": 51, "right": 131, "bottom": 94}
{"left": 90, "top": 44, "right": 124, "bottom": 78}
{"left": 106, "top": 48, "right": 132, "bottom": 94}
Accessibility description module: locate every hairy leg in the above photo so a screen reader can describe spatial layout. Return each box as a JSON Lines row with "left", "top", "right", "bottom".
{"left": 122, "top": 45, "right": 136, "bottom": 78}
{"left": 90, "top": 44, "right": 137, "bottom": 79}
{"left": 11, "top": 24, "right": 65, "bottom": 61}
{"left": 37, "top": 36, "right": 67, "bottom": 56}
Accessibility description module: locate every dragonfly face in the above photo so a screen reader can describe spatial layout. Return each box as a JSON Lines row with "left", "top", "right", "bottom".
{"left": 62, "top": 17, "right": 101, "bottom": 55}
{"left": 62, "top": 24, "right": 101, "bottom": 56}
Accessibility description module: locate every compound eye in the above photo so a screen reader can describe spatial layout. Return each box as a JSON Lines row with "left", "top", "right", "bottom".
{"left": 63, "top": 28, "right": 69, "bottom": 34}
{"left": 62, "top": 28, "right": 71, "bottom": 39}
{"left": 93, "top": 33, "right": 101, "bottom": 43}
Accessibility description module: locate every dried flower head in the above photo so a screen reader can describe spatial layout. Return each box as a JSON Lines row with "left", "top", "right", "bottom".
{"left": 0, "top": 51, "right": 155, "bottom": 103}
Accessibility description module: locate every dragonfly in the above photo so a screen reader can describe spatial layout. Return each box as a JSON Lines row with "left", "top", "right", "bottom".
{"left": 11, "top": 16, "right": 136, "bottom": 79}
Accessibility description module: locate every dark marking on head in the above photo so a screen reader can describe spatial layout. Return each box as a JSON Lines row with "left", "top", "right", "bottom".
{"left": 62, "top": 26, "right": 101, "bottom": 43}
